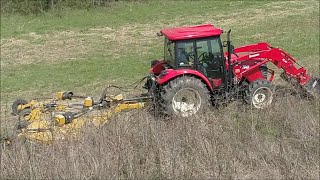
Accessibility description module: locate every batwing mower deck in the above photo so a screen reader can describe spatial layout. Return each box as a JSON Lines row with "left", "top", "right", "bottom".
{"left": 11, "top": 89, "right": 151, "bottom": 143}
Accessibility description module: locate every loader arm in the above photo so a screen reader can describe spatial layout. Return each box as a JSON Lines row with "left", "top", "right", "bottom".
{"left": 227, "top": 42, "right": 319, "bottom": 96}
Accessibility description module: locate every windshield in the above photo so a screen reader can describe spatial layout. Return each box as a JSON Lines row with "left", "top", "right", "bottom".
{"left": 174, "top": 36, "right": 224, "bottom": 78}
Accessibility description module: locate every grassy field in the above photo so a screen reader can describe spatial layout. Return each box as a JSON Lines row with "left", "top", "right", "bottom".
{"left": 1, "top": 0, "right": 319, "bottom": 99}
{"left": 1, "top": 0, "right": 319, "bottom": 179}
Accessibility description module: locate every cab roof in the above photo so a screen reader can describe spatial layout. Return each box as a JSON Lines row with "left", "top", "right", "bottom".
{"left": 160, "top": 24, "right": 222, "bottom": 41}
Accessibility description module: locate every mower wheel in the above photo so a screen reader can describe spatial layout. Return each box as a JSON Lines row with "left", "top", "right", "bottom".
{"left": 246, "top": 79, "right": 274, "bottom": 109}
{"left": 15, "top": 108, "right": 32, "bottom": 131}
{"left": 11, "top": 99, "right": 28, "bottom": 116}
{"left": 18, "top": 108, "right": 32, "bottom": 122}
{"left": 159, "top": 76, "right": 210, "bottom": 117}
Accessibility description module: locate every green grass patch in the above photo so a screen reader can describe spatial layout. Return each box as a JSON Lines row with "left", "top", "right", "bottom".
{"left": 1, "top": 53, "right": 154, "bottom": 95}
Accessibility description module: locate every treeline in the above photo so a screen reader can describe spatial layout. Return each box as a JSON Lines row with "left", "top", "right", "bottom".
{"left": 1, "top": 0, "right": 142, "bottom": 14}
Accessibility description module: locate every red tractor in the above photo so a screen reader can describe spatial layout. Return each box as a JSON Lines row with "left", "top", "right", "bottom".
{"left": 144, "top": 24, "right": 319, "bottom": 117}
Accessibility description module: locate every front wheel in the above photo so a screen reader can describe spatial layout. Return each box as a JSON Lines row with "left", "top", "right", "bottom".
{"left": 245, "top": 79, "right": 274, "bottom": 109}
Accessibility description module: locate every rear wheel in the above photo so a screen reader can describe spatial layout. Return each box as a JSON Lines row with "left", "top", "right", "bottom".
{"left": 159, "top": 76, "right": 210, "bottom": 117}
{"left": 245, "top": 79, "right": 274, "bottom": 109}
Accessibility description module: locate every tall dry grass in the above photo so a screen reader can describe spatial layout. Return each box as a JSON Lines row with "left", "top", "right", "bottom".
{"left": 1, "top": 90, "right": 319, "bottom": 179}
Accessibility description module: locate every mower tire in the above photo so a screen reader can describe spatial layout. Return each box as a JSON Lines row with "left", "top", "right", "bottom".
{"left": 159, "top": 76, "right": 210, "bottom": 117}
{"left": 18, "top": 108, "right": 32, "bottom": 122}
{"left": 11, "top": 99, "right": 28, "bottom": 116}
{"left": 16, "top": 108, "right": 32, "bottom": 131}
{"left": 246, "top": 79, "right": 274, "bottom": 109}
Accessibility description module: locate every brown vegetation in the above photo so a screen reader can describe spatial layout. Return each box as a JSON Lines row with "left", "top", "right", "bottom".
{"left": 1, "top": 91, "right": 319, "bottom": 179}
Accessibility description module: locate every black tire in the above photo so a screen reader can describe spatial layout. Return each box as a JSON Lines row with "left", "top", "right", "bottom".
{"left": 18, "top": 108, "right": 32, "bottom": 122}
{"left": 15, "top": 120, "right": 30, "bottom": 131}
{"left": 260, "top": 64, "right": 268, "bottom": 78}
{"left": 15, "top": 108, "right": 32, "bottom": 131}
{"left": 244, "top": 79, "right": 274, "bottom": 109}
{"left": 11, "top": 99, "right": 28, "bottom": 116}
{"left": 159, "top": 76, "right": 210, "bottom": 117}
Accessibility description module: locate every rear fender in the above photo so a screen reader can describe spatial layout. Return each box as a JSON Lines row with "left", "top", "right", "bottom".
{"left": 156, "top": 69, "right": 213, "bottom": 91}
{"left": 149, "top": 60, "right": 166, "bottom": 76}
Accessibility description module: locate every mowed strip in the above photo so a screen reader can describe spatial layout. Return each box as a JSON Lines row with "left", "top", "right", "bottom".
{"left": 0, "top": 25, "right": 159, "bottom": 67}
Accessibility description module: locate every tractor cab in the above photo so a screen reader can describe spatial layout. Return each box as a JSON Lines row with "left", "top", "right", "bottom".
{"left": 159, "top": 24, "right": 227, "bottom": 88}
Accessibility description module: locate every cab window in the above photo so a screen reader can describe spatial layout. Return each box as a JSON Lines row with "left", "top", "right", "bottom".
{"left": 176, "top": 41, "right": 195, "bottom": 67}
{"left": 164, "top": 38, "right": 174, "bottom": 65}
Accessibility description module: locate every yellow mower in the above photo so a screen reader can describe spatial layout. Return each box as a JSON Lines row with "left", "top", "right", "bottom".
{"left": 11, "top": 87, "right": 150, "bottom": 143}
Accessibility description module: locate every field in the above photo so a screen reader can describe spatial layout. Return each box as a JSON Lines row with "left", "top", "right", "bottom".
{"left": 1, "top": 0, "right": 319, "bottom": 179}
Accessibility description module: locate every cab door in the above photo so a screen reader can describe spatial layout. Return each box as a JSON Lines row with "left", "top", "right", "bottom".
{"left": 196, "top": 37, "right": 225, "bottom": 88}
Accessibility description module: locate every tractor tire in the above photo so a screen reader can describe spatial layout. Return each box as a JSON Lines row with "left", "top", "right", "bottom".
{"left": 245, "top": 79, "right": 274, "bottom": 109}
{"left": 159, "top": 76, "right": 210, "bottom": 117}
{"left": 11, "top": 99, "right": 28, "bottom": 116}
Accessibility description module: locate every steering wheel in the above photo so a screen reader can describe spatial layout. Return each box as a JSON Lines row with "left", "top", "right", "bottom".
{"left": 202, "top": 52, "right": 222, "bottom": 69}
{"left": 198, "top": 52, "right": 208, "bottom": 63}
{"left": 186, "top": 52, "right": 195, "bottom": 61}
